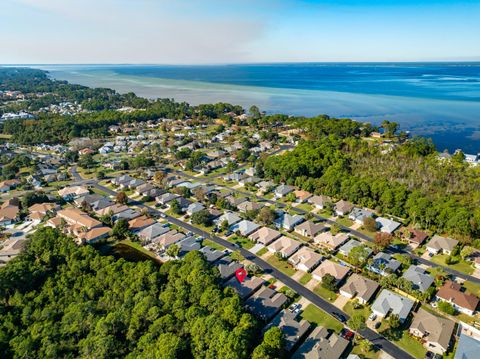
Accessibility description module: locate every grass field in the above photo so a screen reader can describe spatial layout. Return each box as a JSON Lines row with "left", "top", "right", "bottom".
{"left": 296, "top": 203, "right": 314, "bottom": 212}
{"left": 267, "top": 255, "right": 297, "bottom": 276}
{"left": 378, "top": 321, "right": 427, "bottom": 359}
{"left": 299, "top": 272, "right": 313, "bottom": 285}
{"left": 313, "top": 283, "right": 338, "bottom": 302}
{"left": 463, "top": 280, "right": 480, "bottom": 297}
{"left": 256, "top": 247, "right": 268, "bottom": 256}
{"left": 300, "top": 304, "right": 343, "bottom": 333}
{"left": 227, "top": 235, "right": 255, "bottom": 250}
{"left": 202, "top": 239, "right": 225, "bottom": 251}
{"left": 430, "top": 254, "right": 474, "bottom": 275}
{"left": 336, "top": 217, "right": 355, "bottom": 228}
{"left": 342, "top": 301, "right": 372, "bottom": 319}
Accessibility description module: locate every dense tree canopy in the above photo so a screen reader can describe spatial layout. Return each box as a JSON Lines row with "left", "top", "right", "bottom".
{"left": 0, "top": 228, "right": 265, "bottom": 358}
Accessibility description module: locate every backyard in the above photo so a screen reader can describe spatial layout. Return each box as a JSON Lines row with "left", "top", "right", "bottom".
{"left": 300, "top": 304, "right": 343, "bottom": 333}
{"left": 266, "top": 255, "right": 297, "bottom": 276}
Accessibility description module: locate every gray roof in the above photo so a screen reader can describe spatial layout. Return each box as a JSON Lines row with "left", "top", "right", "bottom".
{"left": 225, "top": 275, "right": 264, "bottom": 299}
{"left": 199, "top": 246, "right": 226, "bottom": 263}
{"left": 275, "top": 184, "right": 295, "bottom": 196}
{"left": 455, "top": 332, "right": 480, "bottom": 359}
{"left": 138, "top": 223, "right": 170, "bottom": 241}
{"left": 338, "top": 239, "right": 372, "bottom": 258}
{"left": 349, "top": 207, "right": 374, "bottom": 222}
{"left": 368, "top": 252, "right": 401, "bottom": 275}
{"left": 177, "top": 236, "right": 201, "bottom": 256}
{"left": 245, "top": 286, "right": 288, "bottom": 321}
{"left": 371, "top": 289, "right": 415, "bottom": 322}
{"left": 230, "top": 220, "right": 260, "bottom": 236}
{"left": 376, "top": 217, "right": 401, "bottom": 233}
{"left": 402, "top": 265, "right": 434, "bottom": 292}
{"left": 215, "top": 211, "right": 242, "bottom": 226}
{"left": 216, "top": 256, "right": 243, "bottom": 281}
{"left": 265, "top": 310, "right": 311, "bottom": 351}
{"left": 293, "top": 326, "right": 349, "bottom": 359}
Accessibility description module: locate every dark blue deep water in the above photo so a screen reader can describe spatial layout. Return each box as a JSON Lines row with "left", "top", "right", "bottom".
{"left": 42, "top": 63, "right": 480, "bottom": 152}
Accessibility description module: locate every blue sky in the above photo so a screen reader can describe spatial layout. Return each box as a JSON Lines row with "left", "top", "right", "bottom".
{"left": 0, "top": 0, "right": 479, "bottom": 63}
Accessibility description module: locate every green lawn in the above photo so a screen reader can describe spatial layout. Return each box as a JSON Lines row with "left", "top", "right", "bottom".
{"left": 342, "top": 301, "right": 372, "bottom": 319}
{"left": 296, "top": 203, "right": 313, "bottom": 212}
{"left": 267, "top": 255, "right": 297, "bottom": 276}
{"left": 256, "top": 247, "right": 268, "bottom": 256}
{"left": 299, "top": 272, "right": 313, "bottom": 285}
{"left": 351, "top": 344, "right": 380, "bottom": 359}
{"left": 202, "top": 239, "right": 225, "bottom": 251}
{"left": 313, "top": 284, "right": 338, "bottom": 302}
{"left": 300, "top": 304, "right": 343, "bottom": 333}
{"left": 430, "top": 254, "right": 474, "bottom": 275}
{"left": 336, "top": 217, "right": 354, "bottom": 228}
{"left": 116, "top": 239, "right": 159, "bottom": 262}
{"left": 378, "top": 322, "right": 427, "bottom": 359}
{"left": 357, "top": 226, "right": 376, "bottom": 239}
{"left": 462, "top": 280, "right": 480, "bottom": 297}
{"left": 226, "top": 235, "right": 255, "bottom": 250}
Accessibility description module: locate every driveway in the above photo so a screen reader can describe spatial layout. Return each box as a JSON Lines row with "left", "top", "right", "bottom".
{"left": 332, "top": 294, "right": 350, "bottom": 310}
{"left": 249, "top": 243, "right": 265, "bottom": 254}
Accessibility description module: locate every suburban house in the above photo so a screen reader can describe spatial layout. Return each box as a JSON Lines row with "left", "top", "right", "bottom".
{"left": 138, "top": 223, "right": 170, "bottom": 244}
{"left": 47, "top": 207, "right": 111, "bottom": 244}
{"left": 375, "top": 217, "right": 401, "bottom": 234}
{"left": 274, "top": 184, "right": 295, "bottom": 198}
{"left": 436, "top": 281, "right": 479, "bottom": 316}
{"left": 348, "top": 207, "right": 374, "bottom": 224}
{"left": 225, "top": 275, "right": 264, "bottom": 300}
{"left": 177, "top": 236, "right": 201, "bottom": 257}
{"left": 265, "top": 310, "right": 311, "bottom": 351}
{"left": 0, "top": 200, "right": 20, "bottom": 226}
{"left": 409, "top": 308, "right": 455, "bottom": 355}
{"left": 294, "top": 190, "right": 312, "bottom": 203}
{"left": 426, "top": 235, "right": 459, "bottom": 255}
{"left": 112, "top": 208, "right": 140, "bottom": 222}
{"left": 230, "top": 220, "right": 260, "bottom": 237}
{"left": 402, "top": 265, "right": 434, "bottom": 293}
{"left": 311, "top": 259, "right": 351, "bottom": 284}
{"left": 367, "top": 252, "right": 401, "bottom": 276}
{"left": 334, "top": 200, "right": 353, "bottom": 216}
{"left": 275, "top": 212, "right": 304, "bottom": 231}
{"left": 58, "top": 186, "right": 90, "bottom": 201}
{"left": 308, "top": 195, "right": 331, "bottom": 210}
{"left": 186, "top": 202, "right": 205, "bottom": 216}
{"left": 128, "top": 215, "right": 156, "bottom": 233}
{"left": 371, "top": 289, "right": 415, "bottom": 323}
{"left": 28, "top": 202, "right": 60, "bottom": 221}
{"left": 256, "top": 180, "right": 275, "bottom": 194}
{"left": 338, "top": 239, "right": 373, "bottom": 258}
{"left": 288, "top": 247, "right": 323, "bottom": 272}
{"left": 155, "top": 230, "right": 186, "bottom": 251}
{"left": 0, "top": 179, "right": 20, "bottom": 193}
{"left": 167, "top": 197, "right": 192, "bottom": 212}
{"left": 455, "top": 329, "right": 480, "bottom": 359}
{"left": 199, "top": 246, "right": 226, "bottom": 263}
{"left": 155, "top": 193, "right": 180, "bottom": 205}
{"left": 111, "top": 174, "right": 134, "bottom": 186}
{"left": 245, "top": 286, "right": 288, "bottom": 321}
{"left": 95, "top": 203, "right": 129, "bottom": 217}
{"left": 292, "top": 326, "right": 349, "bottom": 359}
{"left": 314, "top": 232, "right": 349, "bottom": 250}
{"left": 339, "top": 273, "right": 379, "bottom": 304}
{"left": 268, "top": 236, "right": 302, "bottom": 258}
{"left": 214, "top": 211, "right": 242, "bottom": 227}
{"left": 294, "top": 221, "right": 325, "bottom": 238}
{"left": 76, "top": 194, "right": 113, "bottom": 212}
{"left": 248, "top": 227, "right": 282, "bottom": 246}
{"left": 237, "top": 201, "right": 264, "bottom": 213}
{"left": 216, "top": 257, "right": 243, "bottom": 281}
{"left": 402, "top": 228, "right": 429, "bottom": 246}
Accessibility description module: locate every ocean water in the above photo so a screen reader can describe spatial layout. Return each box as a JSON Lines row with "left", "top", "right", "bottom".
{"left": 37, "top": 63, "right": 480, "bottom": 152}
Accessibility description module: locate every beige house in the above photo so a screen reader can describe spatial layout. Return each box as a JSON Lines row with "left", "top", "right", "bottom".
{"left": 294, "top": 221, "right": 325, "bottom": 238}
{"left": 268, "top": 236, "right": 302, "bottom": 258}
{"left": 293, "top": 326, "right": 349, "bottom": 359}
{"left": 58, "top": 186, "right": 90, "bottom": 200}
{"left": 288, "top": 247, "right": 322, "bottom": 273}
{"left": 409, "top": 308, "right": 455, "bottom": 355}
{"left": 426, "top": 235, "right": 459, "bottom": 255}
{"left": 312, "top": 259, "right": 350, "bottom": 283}
{"left": 314, "top": 232, "right": 349, "bottom": 250}
{"left": 339, "top": 273, "right": 379, "bottom": 304}
{"left": 248, "top": 227, "right": 282, "bottom": 245}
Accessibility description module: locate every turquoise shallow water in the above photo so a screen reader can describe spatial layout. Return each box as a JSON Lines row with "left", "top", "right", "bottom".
{"left": 36, "top": 63, "right": 480, "bottom": 152}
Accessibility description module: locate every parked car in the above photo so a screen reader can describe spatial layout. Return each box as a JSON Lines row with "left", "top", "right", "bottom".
{"left": 331, "top": 312, "right": 346, "bottom": 323}
{"left": 341, "top": 329, "right": 354, "bottom": 341}
{"left": 374, "top": 322, "right": 381, "bottom": 329}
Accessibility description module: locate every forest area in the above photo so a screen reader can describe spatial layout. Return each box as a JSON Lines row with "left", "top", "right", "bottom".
{"left": 0, "top": 228, "right": 283, "bottom": 359}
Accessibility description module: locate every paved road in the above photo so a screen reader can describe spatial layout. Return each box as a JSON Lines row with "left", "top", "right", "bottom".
{"left": 170, "top": 168, "right": 480, "bottom": 286}
{"left": 70, "top": 166, "right": 414, "bottom": 359}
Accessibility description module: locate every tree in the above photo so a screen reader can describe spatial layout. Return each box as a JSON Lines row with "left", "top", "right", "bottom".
{"left": 321, "top": 273, "right": 337, "bottom": 292}
{"left": 359, "top": 338, "right": 372, "bottom": 353}
{"left": 347, "top": 314, "right": 366, "bottom": 331}
{"left": 374, "top": 232, "right": 393, "bottom": 250}
{"left": 461, "top": 246, "right": 475, "bottom": 260}
{"left": 116, "top": 191, "right": 128, "bottom": 205}
{"left": 252, "top": 327, "right": 284, "bottom": 359}
{"left": 257, "top": 207, "right": 276, "bottom": 225}
{"left": 165, "top": 244, "right": 180, "bottom": 258}
{"left": 153, "top": 171, "right": 167, "bottom": 185}
{"left": 438, "top": 301, "right": 456, "bottom": 315}
{"left": 348, "top": 246, "right": 370, "bottom": 266}
{"left": 363, "top": 217, "right": 377, "bottom": 232}
{"left": 112, "top": 218, "right": 130, "bottom": 239}
{"left": 330, "top": 223, "right": 341, "bottom": 235}
{"left": 78, "top": 153, "right": 96, "bottom": 169}
{"left": 388, "top": 314, "right": 400, "bottom": 329}
{"left": 170, "top": 199, "right": 183, "bottom": 215}
{"left": 97, "top": 170, "right": 105, "bottom": 180}
{"left": 191, "top": 209, "right": 212, "bottom": 227}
